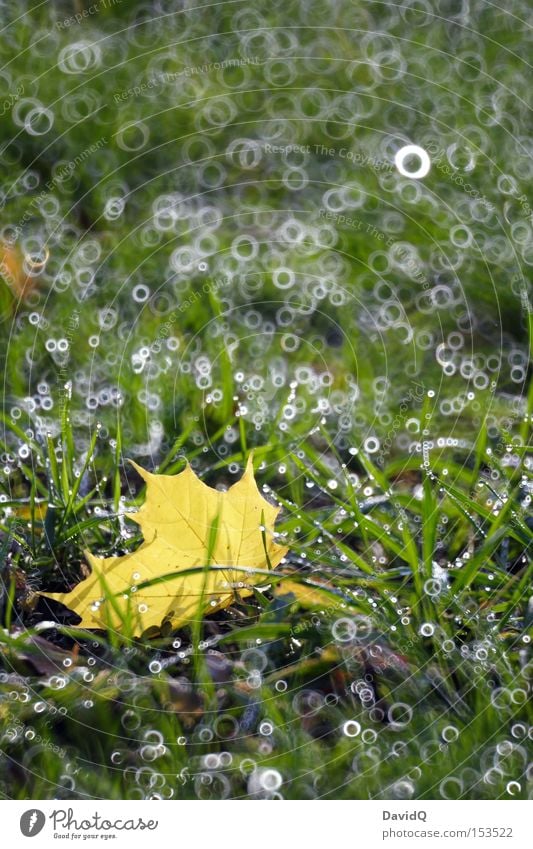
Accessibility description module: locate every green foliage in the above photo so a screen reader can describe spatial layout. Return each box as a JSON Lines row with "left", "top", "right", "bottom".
{"left": 0, "top": 410, "right": 531, "bottom": 799}
{"left": 0, "top": 0, "right": 531, "bottom": 801}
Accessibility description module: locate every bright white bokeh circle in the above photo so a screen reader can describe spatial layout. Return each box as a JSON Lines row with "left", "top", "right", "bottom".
{"left": 394, "top": 144, "right": 431, "bottom": 179}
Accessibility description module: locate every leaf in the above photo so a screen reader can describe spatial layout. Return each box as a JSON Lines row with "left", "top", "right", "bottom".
{"left": 0, "top": 243, "right": 37, "bottom": 299}
{"left": 1, "top": 635, "right": 77, "bottom": 677}
{"left": 272, "top": 576, "right": 345, "bottom": 610}
{"left": 41, "top": 456, "right": 288, "bottom": 635}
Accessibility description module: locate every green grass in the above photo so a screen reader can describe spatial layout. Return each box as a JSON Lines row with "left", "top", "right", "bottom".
{"left": 0, "top": 406, "right": 531, "bottom": 799}
{"left": 0, "top": 0, "right": 532, "bottom": 800}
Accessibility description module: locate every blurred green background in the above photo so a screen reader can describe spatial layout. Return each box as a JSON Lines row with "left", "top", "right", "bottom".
{"left": 1, "top": 0, "right": 531, "bottom": 467}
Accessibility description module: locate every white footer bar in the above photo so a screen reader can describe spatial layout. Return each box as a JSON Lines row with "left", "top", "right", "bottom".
{"left": 4, "top": 800, "right": 530, "bottom": 848}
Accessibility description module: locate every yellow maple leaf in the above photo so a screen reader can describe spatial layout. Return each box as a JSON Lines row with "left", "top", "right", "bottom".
{"left": 41, "top": 456, "right": 288, "bottom": 635}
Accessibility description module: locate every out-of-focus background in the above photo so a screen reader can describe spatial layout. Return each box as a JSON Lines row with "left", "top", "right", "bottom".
{"left": 1, "top": 0, "right": 531, "bottom": 464}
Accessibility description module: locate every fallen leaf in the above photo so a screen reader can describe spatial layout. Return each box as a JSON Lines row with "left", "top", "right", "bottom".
{"left": 273, "top": 577, "right": 345, "bottom": 610}
{"left": 41, "top": 456, "right": 287, "bottom": 635}
{"left": 1, "top": 635, "right": 77, "bottom": 677}
{"left": 0, "top": 243, "right": 41, "bottom": 300}
{"left": 9, "top": 502, "right": 48, "bottom": 522}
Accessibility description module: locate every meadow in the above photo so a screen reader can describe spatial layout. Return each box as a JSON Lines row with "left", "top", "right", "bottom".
{"left": 0, "top": 0, "right": 531, "bottom": 799}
